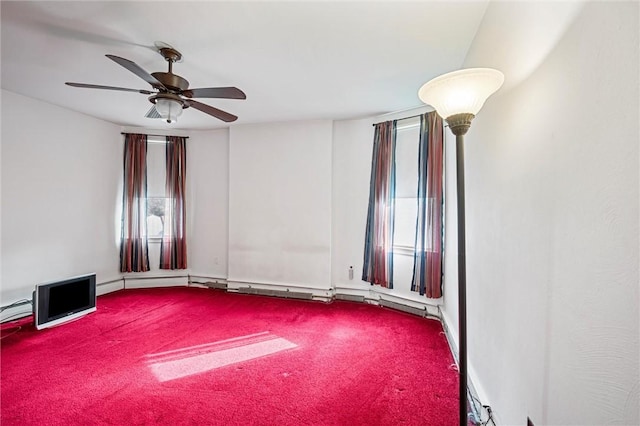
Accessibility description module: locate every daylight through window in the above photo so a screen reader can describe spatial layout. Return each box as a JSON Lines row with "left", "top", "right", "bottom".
{"left": 146, "top": 137, "right": 168, "bottom": 239}
{"left": 394, "top": 117, "right": 420, "bottom": 254}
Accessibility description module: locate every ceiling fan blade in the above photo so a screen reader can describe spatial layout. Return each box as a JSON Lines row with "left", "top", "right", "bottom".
{"left": 186, "top": 100, "right": 238, "bottom": 122}
{"left": 145, "top": 105, "right": 162, "bottom": 119}
{"left": 66, "top": 82, "right": 154, "bottom": 95}
{"left": 183, "top": 87, "right": 246, "bottom": 100}
{"left": 105, "top": 54, "right": 166, "bottom": 89}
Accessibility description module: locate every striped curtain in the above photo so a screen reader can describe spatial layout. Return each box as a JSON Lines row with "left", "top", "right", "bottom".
{"left": 411, "top": 112, "right": 444, "bottom": 298}
{"left": 362, "top": 120, "right": 397, "bottom": 288}
{"left": 160, "top": 136, "right": 187, "bottom": 269}
{"left": 120, "top": 133, "right": 150, "bottom": 273}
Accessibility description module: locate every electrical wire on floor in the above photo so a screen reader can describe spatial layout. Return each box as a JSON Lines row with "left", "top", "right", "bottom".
{"left": 1, "top": 299, "right": 33, "bottom": 328}
{"left": 469, "top": 392, "right": 496, "bottom": 426}
{"left": 481, "top": 405, "right": 496, "bottom": 426}
{"left": 1, "top": 304, "right": 33, "bottom": 340}
{"left": 0, "top": 298, "right": 32, "bottom": 313}
{"left": 1, "top": 325, "right": 23, "bottom": 340}
{"left": 444, "top": 361, "right": 495, "bottom": 425}
{"left": 1, "top": 298, "right": 33, "bottom": 332}
{"left": 1, "top": 311, "right": 32, "bottom": 324}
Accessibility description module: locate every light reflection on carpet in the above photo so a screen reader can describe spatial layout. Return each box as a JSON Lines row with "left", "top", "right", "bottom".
{"left": 145, "top": 331, "right": 298, "bottom": 382}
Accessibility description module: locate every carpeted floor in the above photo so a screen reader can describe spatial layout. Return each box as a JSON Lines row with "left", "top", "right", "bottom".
{"left": 1, "top": 287, "right": 458, "bottom": 425}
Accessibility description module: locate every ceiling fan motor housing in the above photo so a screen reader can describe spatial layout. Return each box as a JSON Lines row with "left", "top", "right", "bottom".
{"left": 151, "top": 72, "right": 189, "bottom": 92}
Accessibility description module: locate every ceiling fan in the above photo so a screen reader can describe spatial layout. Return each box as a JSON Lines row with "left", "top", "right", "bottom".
{"left": 66, "top": 43, "right": 245, "bottom": 123}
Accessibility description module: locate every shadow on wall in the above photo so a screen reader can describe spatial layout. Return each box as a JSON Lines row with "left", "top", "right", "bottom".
{"left": 464, "top": 1, "right": 585, "bottom": 91}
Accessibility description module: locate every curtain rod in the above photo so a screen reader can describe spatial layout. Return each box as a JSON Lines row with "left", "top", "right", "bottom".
{"left": 372, "top": 113, "right": 424, "bottom": 127}
{"left": 121, "top": 132, "right": 189, "bottom": 139}
{"left": 372, "top": 112, "right": 450, "bottom": 128}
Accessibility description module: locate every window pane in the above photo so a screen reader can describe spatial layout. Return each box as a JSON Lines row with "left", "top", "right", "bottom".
{"left": 395, "top": 120, "right": 419, "bottom": 199}
{"left": 146, "top": 139, "right": 167, "bottom": 239}
{"left": 394, "top": 122, "right": 420, "bottom": 248}
{"left": 147, "top": 197, "right": 165, "bottom": 238}
{"left": 146, "top": 141, "right": 166, "bottom": 197}
{"left": 395, "top": 198, "right": 417, "bottom": 247}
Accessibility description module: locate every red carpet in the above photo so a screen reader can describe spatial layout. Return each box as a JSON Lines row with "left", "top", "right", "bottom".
{"left": 1, "top": 287, "right": 458, "bottom": 425}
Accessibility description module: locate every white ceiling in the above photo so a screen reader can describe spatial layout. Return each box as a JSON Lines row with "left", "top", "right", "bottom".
{"left": 1, "top": 1, "right": 489, "bottom": 130}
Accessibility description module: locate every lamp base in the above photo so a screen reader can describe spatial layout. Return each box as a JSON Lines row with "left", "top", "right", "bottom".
{"left": 446, "top": 113, "right": 475, "bottom": 136}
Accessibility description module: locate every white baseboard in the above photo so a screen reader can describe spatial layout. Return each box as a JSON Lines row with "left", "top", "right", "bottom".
{"left": 333, "top": 284, "right": 441, "bottom": 318}
{"left": 227, "top": 280, "right": 333, "bottom": 302}
{"left": 188, "top": 274, "right": 227, "bottom": 286}
{"left": 124, "top": 275, "right": 189, "bottom": 289}
{"left": 97, "top": 278, "right": 124, "bottom": 296}
{"left": 372, "top": 290, "right": 441, "bottom": 317}
{"left": 333, "top": 284, "right": 372, "bottom": 302}
{"left": 440, "top": 309, "right": 493, "bottom": 424}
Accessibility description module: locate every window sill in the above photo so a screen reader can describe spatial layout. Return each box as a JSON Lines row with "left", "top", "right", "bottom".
{"left": 393, "top": 246, "right": 437, "bottom": 256}
{"left": 393, "top": 245, "right": 415, "bottom": 257}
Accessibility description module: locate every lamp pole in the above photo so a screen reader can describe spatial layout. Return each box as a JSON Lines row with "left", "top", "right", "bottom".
{"left": 418, "top": 67, "right": 504, "bottom": 426}
{"left": 446, "top": 112, "right": 474, "bottom": 426}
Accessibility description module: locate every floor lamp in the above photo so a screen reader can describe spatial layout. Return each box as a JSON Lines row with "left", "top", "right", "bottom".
{"left": 418, "top": 68, "right": 504, "bottom": 426}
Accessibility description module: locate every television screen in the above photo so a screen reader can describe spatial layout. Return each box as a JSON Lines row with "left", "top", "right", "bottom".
{"left": 34, "top": 273, "right": 96, "bottom": 330}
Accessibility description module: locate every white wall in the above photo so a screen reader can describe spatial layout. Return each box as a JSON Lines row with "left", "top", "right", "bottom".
{"left": 331, "top": 118, "right": 373, "bottom": 292}
{"left": 1, "top": 89, "right": 122, "bottom": 305}
{"left": 442, "top": 2, "right": 639, "bottom": 424}
{"left": 442, "top": 129, "right": 459, "bottom": 338}
{"left": 228, "top": 121, "right": 333, "bottom": 291}
{"left": 188, "top": 129, "right": 229, "bottom": 279}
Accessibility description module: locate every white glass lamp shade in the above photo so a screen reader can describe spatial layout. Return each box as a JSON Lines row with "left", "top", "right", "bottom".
{"left": 155, "top": 98, "right": 184, "bottom": 123}
{"left": 418, "top": 68, "right": 504, "bottom": 119}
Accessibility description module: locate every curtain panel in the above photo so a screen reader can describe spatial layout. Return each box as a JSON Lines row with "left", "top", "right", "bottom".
{"left": 160, "top": 136, "right": 188, "bottom": 270}
{"left": 120, "top": 133, "right": 150, "bottom": 273}
{"left": 362, "top": 120, "right": 397, "bottom": 288}
{"left": 411, "top": 111, "right": 444, "bottom": 298}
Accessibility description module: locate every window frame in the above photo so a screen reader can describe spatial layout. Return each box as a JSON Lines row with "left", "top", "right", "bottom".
{"left": 145, "top": 137, "right": 168, "bottom": 243}
{"left": 393, "top": 117, "right": 421, "bottom": 256}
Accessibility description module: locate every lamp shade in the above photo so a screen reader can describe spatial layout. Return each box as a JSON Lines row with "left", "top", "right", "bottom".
{"left": 418, "top": 68, "right": 504, "bottom": 119}
{"left": 155, "top": 98, "right": 184, "bottom": 123}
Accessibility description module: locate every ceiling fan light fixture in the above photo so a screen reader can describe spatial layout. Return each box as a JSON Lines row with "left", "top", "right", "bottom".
{"left": 155, "top": 97, "right": 184, "bottom": 123}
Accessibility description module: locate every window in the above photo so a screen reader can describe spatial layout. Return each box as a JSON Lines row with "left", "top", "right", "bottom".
{"left": 393, "top": 117, "right": 420, "bottom": 255}
{"left": 147, "top": 197, "right": 165, "bottom": 238}
{"left": 146, "top": 137, "right": 167, "bottom": 240}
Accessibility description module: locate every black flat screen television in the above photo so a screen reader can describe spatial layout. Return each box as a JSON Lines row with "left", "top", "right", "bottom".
{"left": 33, "top": 273, "right": 97, "bottom": 330}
